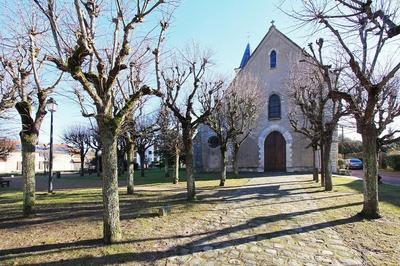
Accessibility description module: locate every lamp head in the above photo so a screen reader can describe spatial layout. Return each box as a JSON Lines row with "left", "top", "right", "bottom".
{"left": 46, "top": 97, "right": 58, "bottom": 112}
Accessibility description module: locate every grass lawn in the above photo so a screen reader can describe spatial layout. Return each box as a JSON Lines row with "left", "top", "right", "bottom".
{"left": 315, "top": 176, "right": 400, "bottom": 265}
{"left": 61, "top": 168, "right": 246, "bottom": 186}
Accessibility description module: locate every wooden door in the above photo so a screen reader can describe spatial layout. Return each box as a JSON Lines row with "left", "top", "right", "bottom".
{"left": 264, "top": 131, "right": 286, "bottom": 172}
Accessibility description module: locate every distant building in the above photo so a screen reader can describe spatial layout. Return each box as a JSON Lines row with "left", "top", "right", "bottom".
{"left": 0, "top": 141, "right": 92, "bottom": 174}
{"left": 194, "top": 25, "right": 338, "bottom": 173}
{"left": 137, "top": 145, "right": 159, "bottom": 168}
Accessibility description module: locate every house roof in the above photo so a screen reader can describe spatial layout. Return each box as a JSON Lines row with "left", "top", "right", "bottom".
{"left": 10, "top": 141, "right": 71, "bottom": 154}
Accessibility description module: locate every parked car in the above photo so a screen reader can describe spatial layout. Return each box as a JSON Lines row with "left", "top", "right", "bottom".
{"left": 346, "top": 158, "right": 363, "bottom": 170}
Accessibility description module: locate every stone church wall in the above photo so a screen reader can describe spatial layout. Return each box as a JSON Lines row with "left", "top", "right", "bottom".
{"left": 193, "top": 26, "right": 338, "bottom": 174}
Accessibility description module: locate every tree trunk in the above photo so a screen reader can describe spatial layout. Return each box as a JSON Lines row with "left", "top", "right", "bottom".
{"left": 233, "top": 143, "right": 240, "bottom": 178}
{"left": 20, "top": 132, "right": 37, "bottom": 216}
{"left": 312, "top": 146, "right": 319, "bottom": 182}
{"left": 95, "top": 150, "right": 101, "bottom": 176}
{"left": 320, "top": 143, "right": 325, "bottom": 187}
{"left": 174, "top": 151, "right": 179, "bottom": 184}
{"left": 164, "top": 157, "right": 169, "bottom": 177}
{"left": 126, "top": 141, "right": 135, "bottom": 195}
{"left": 323, "top": 131, "right": 333, "bottom": 191}
{"left": 80, "top": 146, "right": 85, "bottom": 176}
{"left": 360, "top": 125, "right": 380, "bottom": 218}
{"left": 139, "top": 150, "right": 145, "bottom": 177}
{"left": 219, "top": 144, "right": 227, "bottom": 186}
{"left": 99, "top": 124, "right": 121, "bottom": 244}
{"left": 118, "top": 150, "right": 125, "bottom": 176}
{"left": 183, "top": 126, "right": 195, "bottom": 201}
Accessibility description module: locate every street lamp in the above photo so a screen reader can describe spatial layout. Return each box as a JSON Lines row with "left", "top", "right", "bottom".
{"left": 46, "top": 97, "right": 57, "bottom": 193}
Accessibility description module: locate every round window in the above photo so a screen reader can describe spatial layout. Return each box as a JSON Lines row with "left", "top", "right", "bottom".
{"left": 208, "top": 136, "right": 220, "bottom": 148}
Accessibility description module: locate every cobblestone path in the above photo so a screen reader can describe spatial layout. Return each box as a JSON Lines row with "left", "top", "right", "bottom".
{"left": 162, "top": 175, "right": 365, "bottom": 266}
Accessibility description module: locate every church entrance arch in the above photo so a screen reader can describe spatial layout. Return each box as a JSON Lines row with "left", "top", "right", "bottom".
{"left": 264, "top": 131, "right": 286, "bottom": 172}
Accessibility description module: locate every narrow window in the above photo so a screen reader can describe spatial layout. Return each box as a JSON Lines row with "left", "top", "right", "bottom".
{"left": 270, "top": 50, "right": 277, "bottom": 68}
{"left": 268, "top": 94, "right": 281, "bottom": 119}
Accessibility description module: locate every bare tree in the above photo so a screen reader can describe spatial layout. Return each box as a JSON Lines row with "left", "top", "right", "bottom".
{"left": 0, "top": 2, "right": 62, "bottom": 216}
{"left": 117, "top": 136, "right": 127, "bottom": 176}
{"left": 120, "top": 98, "right": 154, "bottom": 194}
{"left": 120, "top": 117, "right": 137, "bottom": 195}
{"left": 205, "top": 73, "right": 263, "bottom": 185}
{"left": 34, "top": 0, "right": 172, "bottom": 243}
{"left": 119, "top": 100, "right": 158, "bottom": 193}
{"left": 295, "top": 0, "right": 400, "bottom": 218}
{"left": 168, "top": 122, "right": 183, "bottom": 184}
{"left": 157, "top": 107, "right": 183, "bottom": 184}
{"left": 62, "top": 125, "right": 91, "bottom": 176}
{"left": 225, "top": 74, "right": 264, "bottom": 178}
{"left": 88, "top": 126, "right": 101, "bottom": 176}
{"left": 124, "top": 131, "right": 136, "bottom": 194}
{"left": 0, "top": 138, "right": 16, "bottom": 160}
{"left": 0, "top": 71, "right": 16, "bottom": 118}
{"left": 156, "top": 107, "right": 172, "bottom": 178}
{"left": 288, "top": 40, "right": 347, "bottom": 190}
{"left": 288, "top": 112, "right": 321, "bottom": 182}
{"left": 134, "top": 114, "right": 159, "bottom": 177}
{"left": 159, "top": 45, "right": 224, "bottom": 200}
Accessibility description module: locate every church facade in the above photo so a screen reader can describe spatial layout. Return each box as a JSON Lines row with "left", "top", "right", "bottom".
{"left": 193, "top": 25, "right": 338, "bottom": 173}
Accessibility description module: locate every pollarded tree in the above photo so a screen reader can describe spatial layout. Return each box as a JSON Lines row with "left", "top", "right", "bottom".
{"left": 225, "top": 74, "right": 264, "bottom": 178}
{"left": 155, "top": 107, "right": 172, "bottom": 178}
{"left": 205, "top": 73, "right": 263, "bottom": 185}
{"left": 0, "top": 70, "right": 16, "bottom": 118}
{"left": 159, "top": 45, "right": 224, "bottom": 200}
{"left": 0, "top": 138, "right": 16, "bottom": 160}
{"left": 134, "top": 114, "right": 159, "bottom": 177}
{"left": 288, "top": 106, "right": 321, "bottom": 182}
{"left": 166, "top": 121, "right": 183, "bottom": 184}
{"left": 296, "top": 0, "right": 400, "bottom": 218}
{"left": 120, "top": 99, "right": 159, "bottom": 193}
{"left": 62, "top": 125, "right": 91, "bottom": 176}
{"left": 88, "top": 126, "right": 101, "bottom": 176}
{"left": 157, "top": 107, "right": 183, "bottom": 184}
{"left": 117, "top": 135, "right": 127, "bottom": 176}
{"left": 0, "top": 3, "right": 62, "bottom": 216}
{"left": 288, "top": 40, "right": 348, "bottom": 190}
{"left": 35, "top": 0, "right": 172, "bottom": 243}
{"left": 118, "top": 48, "right": 156, "bottom": 194}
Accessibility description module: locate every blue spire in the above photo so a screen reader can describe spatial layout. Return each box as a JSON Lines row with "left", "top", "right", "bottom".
{"left": 239, "top": 43, "right": 251, "bottom": 69}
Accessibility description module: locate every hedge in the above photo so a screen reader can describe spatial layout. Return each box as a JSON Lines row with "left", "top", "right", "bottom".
{"left": 385, "top": 154, "right": 400, "bottom": 171}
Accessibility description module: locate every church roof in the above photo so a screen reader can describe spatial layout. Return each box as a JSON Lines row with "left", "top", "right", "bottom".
{"left": 239, "top": 43, "right": 251, "bottom": 69}
{"left": 236, "top": 25, "right": 306, "bottom": 73}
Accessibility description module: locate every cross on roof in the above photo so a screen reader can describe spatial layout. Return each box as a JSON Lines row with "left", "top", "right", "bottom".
{"left": 271, "top": 20, "right": 275, "bottom": 26}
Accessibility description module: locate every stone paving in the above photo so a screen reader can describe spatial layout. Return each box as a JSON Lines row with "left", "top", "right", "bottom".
{"left": 161, "top": 175, "right": 365, "bottom": 266}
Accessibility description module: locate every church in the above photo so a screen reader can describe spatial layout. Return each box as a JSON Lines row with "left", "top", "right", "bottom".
{"left": 193, "top": 25, "right": 338, "bottom": 173}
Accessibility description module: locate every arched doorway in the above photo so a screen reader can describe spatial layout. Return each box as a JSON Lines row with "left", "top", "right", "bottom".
{"left": 264, "top": 131, "right": 286, "bottom": 172}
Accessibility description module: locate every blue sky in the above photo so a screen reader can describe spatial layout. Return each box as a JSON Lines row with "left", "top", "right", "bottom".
{"left": 4, "top": 0, "right": 362, "bottom": 143}
{"left": 38, "top": 0, "right": 312, "bottom": 143}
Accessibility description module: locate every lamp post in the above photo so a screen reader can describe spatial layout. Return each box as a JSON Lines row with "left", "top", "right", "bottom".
{"left": 46, "top": 97, "right": 57, "bottom": 193}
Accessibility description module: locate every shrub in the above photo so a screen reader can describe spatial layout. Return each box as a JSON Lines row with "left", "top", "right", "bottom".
{"left": 337, "top": 159, "right": 346, "bottom": 169}
{"left": 385, "top": 155, "right": 400, "bottom": 171}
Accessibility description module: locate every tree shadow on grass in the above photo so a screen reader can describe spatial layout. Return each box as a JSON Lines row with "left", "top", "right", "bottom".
{"left": 0, "top": 180, "right": 332, "bottom": 230}
{"left": 337, "top": 179, "right": 400, "bottom": 208}
{"left": 1, "top": 202, "right": 363, "bottom": 265}
{"left": 173, "top": 192, "right": 359, "bottom": 215}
